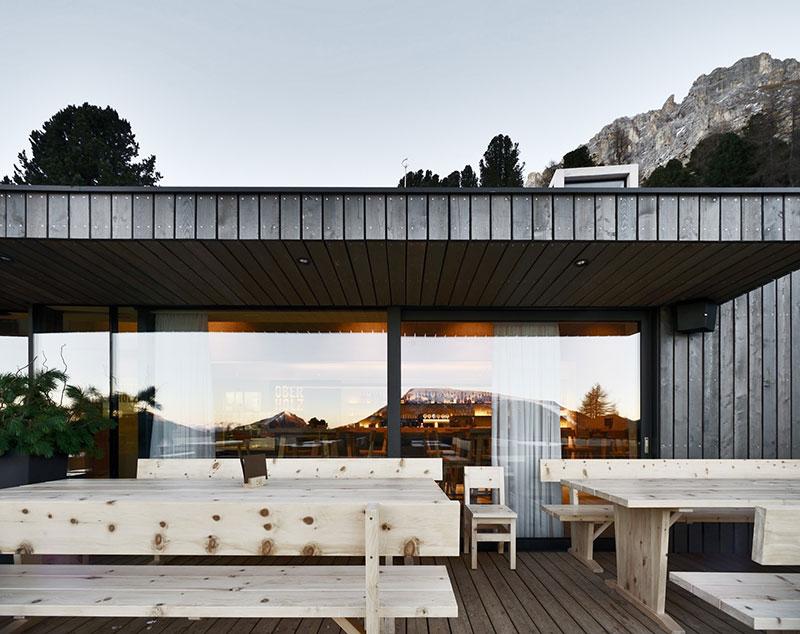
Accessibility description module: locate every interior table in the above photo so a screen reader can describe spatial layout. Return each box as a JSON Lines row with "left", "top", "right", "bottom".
{"left": 0, "top": 478, "right": 460, "bottom": 558}
{"left": 563, "top": 477, "right": 800, "bottom": 633}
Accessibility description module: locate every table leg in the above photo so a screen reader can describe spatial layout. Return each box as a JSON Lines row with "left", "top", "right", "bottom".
{"left": 608, "top": 506, "right": 683, "bottom": 634}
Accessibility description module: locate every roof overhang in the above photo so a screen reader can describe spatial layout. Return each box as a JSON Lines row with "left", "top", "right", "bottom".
{"left": 1, "top": 186, "right": 799, "bottom": 310}
{"left": 0, "top": 238, "right": 797, "bottom": 310}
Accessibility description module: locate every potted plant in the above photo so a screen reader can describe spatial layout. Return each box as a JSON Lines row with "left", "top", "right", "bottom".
{"left": 0, "top": 369, "right": 116, "bottom": 488}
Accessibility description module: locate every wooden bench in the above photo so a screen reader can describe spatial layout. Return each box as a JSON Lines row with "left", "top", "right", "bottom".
{"left": 136, "top": 457, "right": 443, "bottom": 481}
{"left": 540, "top": 459, "right": 800, "bottom": 573}
{"left": 0, "top": 503, "right": 456, "bottom": 633}
{"left": 1, "top": 460, "right": 459, "bottom": 633}
{"left": 137, "top": 457, "right": 443, "bottom": 566}
{"left": 670, "top": 506, "right": 800, "bottom": 631}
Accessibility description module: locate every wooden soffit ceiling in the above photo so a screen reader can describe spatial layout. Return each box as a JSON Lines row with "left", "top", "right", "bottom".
{"left": 0, "top": 238, "right": 798, "bottom": 310}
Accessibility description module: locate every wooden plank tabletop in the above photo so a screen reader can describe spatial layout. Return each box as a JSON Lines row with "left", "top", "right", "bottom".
{"left": 564, "top": 478, "right": 800, "bottom": 508}
{"left": 0, "top": 478, "right": 451, "bottom": 503}
{"left": 0, "top": 478, "right": 460, "bottom": 558}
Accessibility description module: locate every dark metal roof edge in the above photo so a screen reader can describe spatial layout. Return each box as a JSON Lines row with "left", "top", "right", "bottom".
{"left": 2, "top": 185, "right": 800, "bottom": 195}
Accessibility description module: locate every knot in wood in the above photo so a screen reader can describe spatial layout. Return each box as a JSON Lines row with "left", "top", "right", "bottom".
{"left": 205, "top": 535, "right": 219, "bottom": 553}
{"left": 403, "top": 538, "right": 419, "bottom": 557}
{"left": 107, "top": 524, "right": 116, "bottom": 532}
{"left": 259, "top": 508, "right": 269, "bottom": 517}
{"left": 260, "top": 539, "right": 273, "bottom": 555}
{"left": 303, "top": 516, "right": 314, "bottom": 525}
{"left": 212, "top": 514, "right": 221, "bottom": 522}
{"left": 302, "top": 544, "right": 319, "bottom": 556}
{"left": 15, "top": 542, "right": 33, "bottom": 556}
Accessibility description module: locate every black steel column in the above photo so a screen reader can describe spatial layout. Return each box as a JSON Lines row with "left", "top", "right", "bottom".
{"left": 387, "top": 307, "right": 401, "bottom": 457}
{"left": 108, "top": 306, "right": 119, "bottom": 478}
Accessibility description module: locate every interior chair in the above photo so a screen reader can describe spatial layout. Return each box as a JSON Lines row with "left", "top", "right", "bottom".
{"left": 462, "top": 466, "right": 517, "bottom": 569}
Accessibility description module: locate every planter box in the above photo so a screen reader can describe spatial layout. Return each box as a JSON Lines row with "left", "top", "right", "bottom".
{"left": 0, "top": 453, "right": 68, "bottom": 489}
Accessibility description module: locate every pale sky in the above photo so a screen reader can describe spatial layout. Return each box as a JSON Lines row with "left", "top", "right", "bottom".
{"left": 2, "top": 1, "right": 799, "bottom": 186}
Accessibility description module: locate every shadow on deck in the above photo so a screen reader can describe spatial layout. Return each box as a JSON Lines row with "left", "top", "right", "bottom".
{"left": 0, "top": 551, "right": 790, "bottom": 633}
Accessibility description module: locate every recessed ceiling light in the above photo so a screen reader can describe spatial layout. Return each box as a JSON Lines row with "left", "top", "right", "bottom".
{"left": 297, "top": 257, "right": 310, "bottom": 265}
{"left": 574, "top": 258, "right": 589, "bottom": 267}
{"left": 0, "top": 254, "right": 12, "bottom": 263}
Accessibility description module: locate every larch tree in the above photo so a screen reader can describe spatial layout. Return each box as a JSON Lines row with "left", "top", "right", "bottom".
{"left": 579, "top": 383, "right": 617, "bottom": 420}
{"left": 12, "top": 103, "right": 161, "bottom": 186}
{"left": 479, "top": 134, "right": 525, "bottom": 187}
{"left": 460, "top": 165, "right": 479, "bottom": 187}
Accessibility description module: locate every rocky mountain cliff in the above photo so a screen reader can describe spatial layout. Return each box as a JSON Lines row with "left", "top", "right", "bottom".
{"left": 529, "top": 53, "right": 800, "bottom": 185}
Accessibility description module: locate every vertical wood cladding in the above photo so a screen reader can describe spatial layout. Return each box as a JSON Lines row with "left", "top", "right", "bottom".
{"left": 659, "top": 270, "right": 799, "bottom": 553}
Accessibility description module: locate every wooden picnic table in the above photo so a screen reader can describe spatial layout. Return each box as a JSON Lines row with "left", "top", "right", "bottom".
{"left": 563, "top": 477, "right": 800, "bottom": 633}
{"left": 0, "top": 478, "right": 460, "bottom": 558}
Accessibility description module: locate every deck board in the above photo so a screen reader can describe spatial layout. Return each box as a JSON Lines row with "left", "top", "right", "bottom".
{"left": 1, "top": 552, "right": 797, "bottom": 633}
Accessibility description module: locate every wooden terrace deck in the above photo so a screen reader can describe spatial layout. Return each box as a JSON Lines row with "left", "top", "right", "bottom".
{"left": 1, "top": 551, "right": 793, "bottom": 633}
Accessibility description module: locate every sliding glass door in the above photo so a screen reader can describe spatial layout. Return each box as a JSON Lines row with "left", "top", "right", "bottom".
{"left": 113, "top": 310, "right": 387, "bottom": 476}
{"left": 400, "top": 319, "right": 642, "bottom": 538}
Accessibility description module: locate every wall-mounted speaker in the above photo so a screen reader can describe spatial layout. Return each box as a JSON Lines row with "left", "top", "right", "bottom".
{"left": 675, "top": 301, "right": 718, "bottom": 334}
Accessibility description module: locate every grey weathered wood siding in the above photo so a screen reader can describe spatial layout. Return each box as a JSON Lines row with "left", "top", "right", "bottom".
{"left": 660, "top": 269, "right": 800, "bottom": 554}
{"left": 3, "top": 188, "right": 798, "bottom": 245}
{"left": 656, "top": 193, "right": 800, "bottom": 554}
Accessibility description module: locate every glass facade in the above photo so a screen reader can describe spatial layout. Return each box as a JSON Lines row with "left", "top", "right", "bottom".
{"left": 0, "top": 312, "right": 28, "bottom": 373}
{"left": 113, "top": 311, "right": 387, "bottom": 475}
{"left": 15, "top": 306, "right": 643, "bottom": 540}
{"left": 31, "top": 307, "right": 111, "bottom": 477}
{"left": 401, "top": 321, "right": 641, "bottom": 538}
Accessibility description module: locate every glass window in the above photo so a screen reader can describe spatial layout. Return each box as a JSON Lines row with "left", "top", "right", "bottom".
{"left": 0, "top": 312, "right": 28, "bottom": 373}
{"left": 114, "top": 310, "right": 387, "bottom": 466}
{"left": 32, "top": 307, "right": 111, "bottom": 477}
{"left": 401, "top": 320, "right": 641, "bottom": 538}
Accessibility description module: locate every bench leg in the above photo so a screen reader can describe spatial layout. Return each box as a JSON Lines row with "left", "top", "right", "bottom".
{"left": 332, "top": 617, "right": 364, "bottom": 634}
{"left": 568, "top": 522, "right": 603, "bottom": 574}
{"left": 381, "top": 617, "right": 396, "bottom": 633}
{"left": 470, "top": 524, "right": 478, "bottom": 569}
{"left": 509, "top": 519, "right": 516, "bottom": 570}
{"left": 462, "top": 508, "right": 470, "bottom": 554}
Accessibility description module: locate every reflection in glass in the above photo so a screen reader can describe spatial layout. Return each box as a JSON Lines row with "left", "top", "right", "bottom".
{"left": 0, "top": 312, "right": 28, "bottom": 374}
{"left": 114, "top": 311, "right": 387, "bottom": 467}
{"left": 32, "top": 307, "right": 111, "bottom": 477}
{"left": 401, "top": 321, "right": 641, "bottom": 538}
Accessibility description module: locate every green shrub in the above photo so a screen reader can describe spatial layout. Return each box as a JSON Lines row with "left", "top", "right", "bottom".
{"left": 0, "top": 369, "right": 115, "bottom": 458}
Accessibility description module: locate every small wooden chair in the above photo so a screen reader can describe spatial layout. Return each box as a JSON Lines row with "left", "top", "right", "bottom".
{"left": 462, "top": 466, "right": 517, "bottom": 569}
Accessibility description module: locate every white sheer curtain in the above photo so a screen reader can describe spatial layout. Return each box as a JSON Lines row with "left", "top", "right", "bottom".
{"left": 149, "top": 311, "right": 214, "bottom": 458}
{"left": 491, "top": 322, "right": 563, "bottom": 538}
